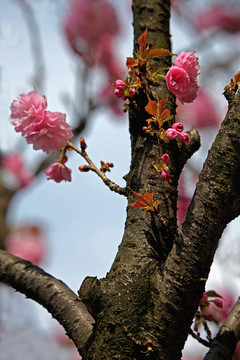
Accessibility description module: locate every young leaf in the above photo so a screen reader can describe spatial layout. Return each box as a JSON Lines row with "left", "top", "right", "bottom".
{"left": 138, "top": 29, "right": 148, "bottom": 58}
{"left": 145, "top": 97, "right": 158, "bottom": 116}
{"left": 130, "top": 189, "right": 160, "bottom": 214}
{"left": 147, "top": 48, "right": 175, "bottom": 60}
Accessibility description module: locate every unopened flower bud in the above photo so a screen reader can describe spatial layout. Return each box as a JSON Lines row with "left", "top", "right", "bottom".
{"left": 80, "top": 137, "right": 87, "bottom": 151}
{"left": 172, "top": 122, "right": 184, "bottom": 132}
{"left": 161, "top": 154, "right": 170, "bottom": 164}
{"left": 79, "top": 165, "right": 90, "bottom": 172}
{"left": 161, "top": 170, "right": 171, "bottom": 181}
{"left": 213, "top": 298, "right": 223, "bottom": 308}
{"left": 129, "top": 88, "right": 136, "bottom": 97}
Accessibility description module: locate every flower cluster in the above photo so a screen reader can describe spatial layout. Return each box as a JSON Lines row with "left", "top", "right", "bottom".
{"left": 114, "top": 79, "right": 136, "bottom": 100}
{"left": 166, "top": 51, "right": 200, "bottom": 103}
{"left": 45, "top": 154, "right": 72, "bottom": 183}
{"left": 10, "top": 91, "right": 73, "bottom": 154}
{"left": 165, "top": 122, "right": 189, "bottom": 143}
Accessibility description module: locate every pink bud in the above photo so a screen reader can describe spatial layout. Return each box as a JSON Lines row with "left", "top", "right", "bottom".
{"left": 129, "top": 88, "right": 136, "bottom": 97}
{"left": 161, "top": 170, "right": 171, "bottom": 181}
{"left": 161, "top": 153, "right": 170, "bottom": 164}
{"left": 213, "top": 298, "right": 223, "bottom": 308}
{"left": 115, "top": 79, "right": 126, "bottom": 90}
{"left": 172, "top": 122, "right": 184, "bottom": 132}
{"left": 177, "top": 132, "right": 190, "bottom": 143}
{"left": 203, "top": 313, "right": 213, "bottom": 321}
{"left": 114, "top": 88, "right": 125, "bottom": 98}
{"left": 165, "top": 128, "right": 178, "bottom": 140}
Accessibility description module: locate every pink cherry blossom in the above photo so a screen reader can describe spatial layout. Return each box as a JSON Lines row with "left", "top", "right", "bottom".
{"left": 165, "top": 128, "right": 178, "bottom": 140}
{"left": 176, "top": 89, "right": 222, "bottom": 129}
{"left": 165, "top": 123, "right": 189, "bottom": 143}
{"left": 161, "top": 170, "right": 171, "bottom": 182}
{"left": 45, "top": 161, "right": 72, "bottom": 183}
{"left": 6, "top": 226, "right": 46, "bottom": 265}
{"left": 194, "top": 5, "right": 240, "bottom": 34}
{"left": 172, "top": 122, "right": 184, "bottom": 132}
{"left": 166, "top": 51, "right": 200, "bottom": 103}
{"left": 64, "top": 0, "right": 122, "bottom": 78}
{"left": 2, "top": 153, "right": 34, "bottom": 188}
{"left": 161, "top": 153, "right": 170, "bottom": 164}
{"left": 10, "top": 90, "right": 47, "bottom": 134}
{"left": 10, "top": 91, "right": 73, "bottom": 154}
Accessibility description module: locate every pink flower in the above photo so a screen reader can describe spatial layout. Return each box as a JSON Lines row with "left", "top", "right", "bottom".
{"left": 2, "top": 153, "right": 34, "bottom": 188}
{"left": 64, "top": 0, "right": 122, "bottom": 77}
{"left": 194, "top": 5, "right": 240, "bottom": 34}
{"left": 45, "top": 161, "right": 72, "bottom": 183}
{"left": 165, "top": 123, "right": 189, "bottom": 143}
{"left": 161, "top": 153, "right": 170, "bottom": 164}
{"left": 161, "top": 170, "right": 171, "bottom": 181}
{"left": 10, "top": 91, "right": 73, "bottom": 154}
{"left": 177, "top": 132, "right": 189, "bottom": 143}
{"left": 6, "top": 226, "right": 46, "bottom": 265}
{"left": 172, "top": 122, "right": 183, "bottom": 132}
{"left": 165, "top": 128, "right": 178, "bottom": 140}
{"left": 166, "top": 51, "right": 200, "bottom": 103}
{"left": 176, "top": 89, "right": 222, "bottom": 129}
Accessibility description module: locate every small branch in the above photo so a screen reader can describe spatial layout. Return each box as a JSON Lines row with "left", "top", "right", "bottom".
{"left": 204, "top": 298, "right": 240, "bottom": 360}
{"left": 0, "top": 250, "right": 95, "bottom": 355}
{"left": 67, "top": 141, "right": 128, "bottom": 196}
{"left": 189, "top": 328, "right": 211, "bottom": 348}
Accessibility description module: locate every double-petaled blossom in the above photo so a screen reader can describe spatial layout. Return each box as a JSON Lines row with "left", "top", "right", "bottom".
{"left": 165, "top": 122, "right": 189, "bottom": 143}
{"left": 10, "top": 91, "right": 73, "bottom": 154}
{"left": 166, "top": 51, "right": 200, "bottom": 103}
{"left": 45, "top": 155, "right": 72, "bottom": 183}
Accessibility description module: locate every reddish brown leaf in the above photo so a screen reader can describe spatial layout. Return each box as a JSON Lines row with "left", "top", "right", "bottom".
{"left": 138, "top": 29, "right": 148, "bottom": 57}
{"left": 145, "top": 97, "right": 158, "bottom": 116}
{"left": 126, "top": 57, "right": 138, "bottom": 69}
{"left": 147, "top": 48, "right": 175, "bottom": 60}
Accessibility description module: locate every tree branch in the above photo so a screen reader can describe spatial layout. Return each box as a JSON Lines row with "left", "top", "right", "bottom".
{"left": 204, "top": 297, "right": 240, "bottom": 360}
{"left": 0, "top": 250, "right": 95, "bottom": 355}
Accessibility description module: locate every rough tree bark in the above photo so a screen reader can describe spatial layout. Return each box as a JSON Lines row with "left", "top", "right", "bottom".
{"left": 0, "top": 1, "right": 240, "bottom": 359}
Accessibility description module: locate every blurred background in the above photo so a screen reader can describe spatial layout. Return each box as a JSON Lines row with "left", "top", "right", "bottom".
{"left": 0, "top": 0, "right": 240, "bottom": 359}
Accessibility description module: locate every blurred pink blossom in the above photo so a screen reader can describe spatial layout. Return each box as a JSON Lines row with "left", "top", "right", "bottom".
{"left": 166, "top": 51, "right": 200, "bottom": 103}
{"left": 176, "top": 89, "right": 222, "bottom": 129}
{"left": 64, "top": 0, "right": 122, "bottom": 79}
{"left": 45, "top": 161, "right": 72, "bottom": 183}
{"left": 99, "top": 84, "right": 123, "bottom": 115}
{"left": 6, "top": 226, "right": 46, "bottom": 265}
{"left": 10, "top": 91, "right": 73, "bottom": 154}
{"left": 2, "top": 153, "right": 34, "bottom": 188}
{"left": 194, "top": 5, "right": 240, "bottom": 34}
{"left": 177, "top": 173, "right": 191, "bottom": 225}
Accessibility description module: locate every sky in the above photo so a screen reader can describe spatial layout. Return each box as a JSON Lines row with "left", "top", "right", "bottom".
{"left": 0, "top": 0, "right": 240, "bottom": 357}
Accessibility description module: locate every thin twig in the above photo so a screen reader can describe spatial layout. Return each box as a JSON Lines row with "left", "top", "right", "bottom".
{"left": 189, "top": 328, "right": 211, "bottom": 348}
{"left": 67, "top": 141, "right": 127, "bottom": 196}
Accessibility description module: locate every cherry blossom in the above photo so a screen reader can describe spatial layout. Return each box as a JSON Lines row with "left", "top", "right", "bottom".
{"left": 10, "top": 91, "right": 73, "bottom": 154}
{"left": 6, "top": 226, "right": 46, "bottom": 265}
{"left": 194, "top": 5, "right": 240, "bottom": 34}
{"left": 45, "top": 161, "right": 72, "bottom": 183}
{"left": 2, "top": 153, "right": 34, "bottom": 188}
{"left": 166, "top": 51, "right": 200, "bottom": 103}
